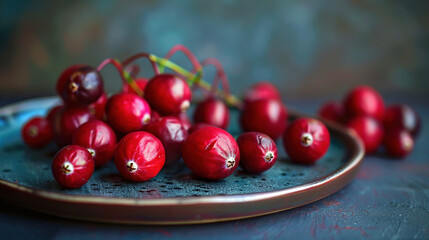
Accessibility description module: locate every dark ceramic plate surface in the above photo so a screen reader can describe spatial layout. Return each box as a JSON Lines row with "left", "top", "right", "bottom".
{"left": 0, "top": 97, "right": 364, "bottom": 224}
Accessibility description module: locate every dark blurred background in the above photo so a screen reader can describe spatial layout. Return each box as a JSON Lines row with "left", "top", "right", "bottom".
{"left": 1, "top": 0, "right": 428, "bottom": 102}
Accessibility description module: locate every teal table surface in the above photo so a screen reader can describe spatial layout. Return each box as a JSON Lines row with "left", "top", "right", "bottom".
{"left": 0, "top": 96, "right": 428, "bottom": 240}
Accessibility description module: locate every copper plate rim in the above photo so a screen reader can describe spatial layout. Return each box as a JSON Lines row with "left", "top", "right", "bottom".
{"left": 0, "top": 97, "right": 365, "bottom": 224}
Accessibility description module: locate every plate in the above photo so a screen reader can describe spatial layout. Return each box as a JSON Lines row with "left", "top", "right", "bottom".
{"left": 0, "top": 97, "right": 364, "bottom": 224}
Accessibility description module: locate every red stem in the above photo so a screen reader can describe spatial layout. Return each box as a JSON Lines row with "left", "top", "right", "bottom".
{"left": 122, "top": 53, "right": 160, "bottom": 75}
{"left": 164, "top": 44, "right": 202, "bottom": 71}
{"left": 124, "top": 64, "right": 140, "bottom": 78}
{"left": 200, "top": 58, "right": 231, "bottom": 97}
{"left": 97, "top": 58, "right": 128, "bottom": 85}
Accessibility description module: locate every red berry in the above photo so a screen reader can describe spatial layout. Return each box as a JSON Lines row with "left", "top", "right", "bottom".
{"left": 123, "top": 78, "right": 148, "bottom": 95}
{"left": 318, "top": 101, "right": 345, "bottom": 123}
{"left": 46, "top": 105, "right": 63, "bottom": 124}
{"left": 188, "top": 123, "right": 213, "bottom": 134}
{"left": 21, "top": 117, "right": 53, "bottom": 148}
{"left": 237, "top": 132, "right": 277, "bottom": 174}
{"left": 283, "top": 118, "right": 330, "bottom": 164}
{"left": 114, "top": 131, "right": 165, "bottom": 182}
{"left": 145, "top": 117, "right": 188, "bottom": 166}
{"left": 347, "top": 116, "right": 383, "bottom": 154}
{"left": 72, "top": 120, "right": 117, "bottom": 167}
{"left": 52, "top": 145, "right": 94, "bottom": 188}
{"left": 343, "top": 85, "right": 385, "bottom": 121}
{"left": 176, "top": 112, "right": 191, "bottom": 131}
{"left": 243, "top": 81, "right": 281, "bottom": 104}
{"left": 150, "top": 110, "right": 162, "bottom": 122}
{"left": 240, "top": 99, "right": 288, "bottom": 140}
{"left": 56, "top": 65, "right": 104, "bottom": 106}
{"left": 144, "top": 74, "right": 191, "bottom": 115}
{"left": 105, "top": 93, "right": 151, "bottom": 135}
{"left": 88, "top": 93, "right": 107, "bottom": 120}
{"left": 53, "top": 107, "right": 94, "bottom": 147}
{"left": 182, "top": 126, "right": 240, "bottom": 180}
{"left": 383, "top": 104, "right": 421, "bottom": 137}
{"left": 384, "top": 129, "right": 414, "bottom": 158}
{"left": 193, "top": 98, "right": 230, "bottom": 130}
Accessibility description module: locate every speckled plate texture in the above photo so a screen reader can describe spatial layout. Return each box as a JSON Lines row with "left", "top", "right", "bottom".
{"left": 0, "top": 97, "right": 364, "bottom": 224}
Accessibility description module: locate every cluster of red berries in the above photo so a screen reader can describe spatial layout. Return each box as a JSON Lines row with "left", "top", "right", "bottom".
{"left": 21, "top": 45, "right": 331, "bottom": 188}
{"left": 318, "top": 85, "right": 421, "bottom": 158}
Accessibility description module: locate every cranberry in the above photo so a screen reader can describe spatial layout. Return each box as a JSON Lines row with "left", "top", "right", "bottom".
{"left": 383, "top": 104, "right": 421, "bottom": 137}
{"left": 144, "top": 74, "right": 191, "bottom": 115}
{"left": 176, "top": 112, "right": 191, "bottom": 131}
{"left": 188, "top": 123, "right": 213, "bottom": 134}
{"left": 72, "top": 120, "right": 117, "bottom": 167}
{"left": 88, "top": 93, "right": 107, "bottom": 120}
{"left": 150, "top": 110, "right": 162, "bottom": 122}
{"left": 318, "top": 101, "right": 345, "bottom": 123}
{"left": 114, "top": 131, "right": 165, "bottom": 182}
{"left": 237, "top": 132, "right": 277, "bottom": 174}
{"left": 56, "top": 65, "right": 104, "bottom": 106}
{"left": 243, "top": 81, "right": 281, "bottom": 104}
{"left": 282, "top": 118, "right": 330, "bottom": 164}
{"left": 123, "top": 78, "right": 148, "bottom": 95}
{"left": 52, "top": 145, "right": 94, "bottom": 188}
{"left": 46, "top": 105, "right": 63, "bottom": 124}
{"left": 347, "top": 116, "right": 383, "bottom": 154}
{"left": 343, "top": 85, "right": 385, "bottom": 121}
{"left": 54, "top": 107, "right": 93, "bottom": 147}
{"left": 240, "top": 99, "right": 288, "bottom": 140}
{"left": 193, "top": 98, "right": 230, "bottom": 130}
{"left": 182, "top": 126, "right": 240, "bottom": 180}
{"left": 384, "top": 129, "right": 414, "bottom": 158}
{"left": 105, "top": 93, "right": 151, "bottom": 135}
{"left": 145, "top": 117, "right": 188, "bottom": 165}
{"left": 21, "top": 117, "right": 53, "bottom": 148}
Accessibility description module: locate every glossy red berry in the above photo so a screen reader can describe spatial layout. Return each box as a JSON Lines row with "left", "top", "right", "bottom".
{"left": 123, "top": 78, "right": 148, "bottom": 95}
{"left": 237, "top": 132, "right": 277, "bottom": 174}
{"left": 54, "top": 107, "right": 93, "bottom": 147}
{"left": 56, "top": 65, "right": 104, "bottom": 106}
{"left": 144, "top": 74, "right": 191, "bottom": 115}
{"left": 193, "top": 98, "right": 230, "bottom": 130}
{"left": 105, "top": 93, "right": 151, "bottom": 135}
{"left": 343, "top": 85, "right": 385, "bottom": 121}
{"left": 52, "top": 145, "right": 94, "bottom": 188}
{"left": 240, "top": 99, "right": 288, "bottom": 140}
{"left": 384, "top": 129, "right": 414, "bottom": 158}
{"left": 243, "top": 81, "right": 281, "bottom": 104}
{"left": 182, "top": 126, "right": 240, "bottom": 180}
{"left": 88, "top": 93, "right": 107, "bottom": 120}
{"left": 283, "top": 118, "right": 330, "bottom": 164}
{"left": 72, "top": 120, "right": 117, "bottom": 167}
{"left": 21, "top": 117, "right": 53, "bottom": 148}
{"left": 318, "top": 101, "right": 345, "bottom": 123}
{"left": 383, "top": 104, "right": 421, "bottom": 137}
{"left": 114, "top": 131, "right": 165, "bottom": 182}
{"left": 145, "top": 117, "right": 188, "bottom": 166}
{"left": 347, "top": 116, "right": 383, "bottom": 154}
{"left": 188, "top": 123, "right": 212, "bottom": 134}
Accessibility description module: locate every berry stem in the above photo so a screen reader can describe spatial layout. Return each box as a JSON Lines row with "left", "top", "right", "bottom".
{"left": 149, "top": 54, "right": 243, "bottom": 109}
{"left": 97, "top": 58, "right": 143, "bottom": 96}
{"left": 122, "top": 53, "right": 160, "bottom": 75}
{"left": 160, "top": 45, "right": 202, "bottom": 73}
{"left": 200, "top": 58, "right": 232, "bottom": 97}
{"left": 124, "top": 64, "right": 141, "bottom": 78}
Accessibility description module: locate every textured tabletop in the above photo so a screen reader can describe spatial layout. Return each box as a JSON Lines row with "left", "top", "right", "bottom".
{"left": 0, "top": 97, "right": 428, "bottom": 240}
